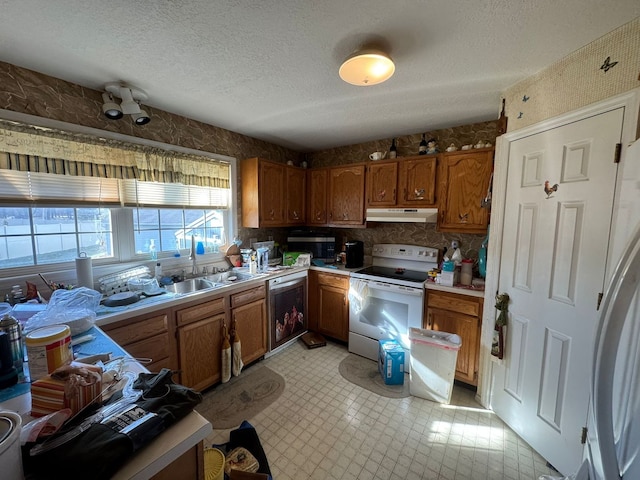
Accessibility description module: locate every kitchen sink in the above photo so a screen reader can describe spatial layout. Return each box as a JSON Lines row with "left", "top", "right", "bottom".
{"left": 164, "top": 277, "right": 223, "bottom": 294}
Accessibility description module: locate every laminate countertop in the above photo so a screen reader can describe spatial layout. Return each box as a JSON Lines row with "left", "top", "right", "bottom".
{"left": 0, "top": 326, "right": 211, "bottom": 480}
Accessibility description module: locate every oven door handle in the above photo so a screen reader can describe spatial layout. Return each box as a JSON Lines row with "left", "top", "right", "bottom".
{"left": 270, "top": 276, "right": 306, "bottom": 290}
{"left": 352, "top": 278, "right": 424, "bottom": 296}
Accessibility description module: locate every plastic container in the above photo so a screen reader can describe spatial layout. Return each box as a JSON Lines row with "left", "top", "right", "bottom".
{"left": 25, "top": 324, "right": 72, "bottom": 382}
{"left": 204, "top": 448, "right": 224, "bottom": 480}
{"left": 460, "top": 259, "right": 473, "bottom": 285}
{"left": 409, "top": 327, "right": 462, "bottom": 404}
{"left": 0, "top": 410, "right": 24, "bottom": 480}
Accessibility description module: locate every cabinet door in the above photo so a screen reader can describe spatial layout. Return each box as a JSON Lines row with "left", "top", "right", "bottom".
{"left": 317, "top": 283, "right": 349, "bottom": 341}
{"left": 286, "top": 166, "right": 306, "bottom": 225}
{"left": 366, "top": 161, "right": 398, "bottom": 207}
{"left": 259, "top": 161, "right": 285, "bottom": 226}
{"left": 232, "top": 298, "right": 267, "bottom": 366}
{"left": 398, "top": 156, "right": 437, "bottom": 207}
{"left": 102, "top": 312, "right": 175, "bottom": 372}
{"left": 328, "top": 164, "right": 365, "bottom": 226}
{"left": 426, "top": 307, "right": 480, "bottom": 385}
{"left": 307, "top": 169, "right": 328, "bottom": 225}
{"left": 438, "top": 149, "right": 493, "bottom": 233}
{"left": 177, "top": 313, "right": 224, "bottom": 391}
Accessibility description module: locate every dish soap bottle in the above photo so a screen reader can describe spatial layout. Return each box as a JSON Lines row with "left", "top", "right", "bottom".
{"left": 149, "top": 239, "right": 157, "bottom": 260}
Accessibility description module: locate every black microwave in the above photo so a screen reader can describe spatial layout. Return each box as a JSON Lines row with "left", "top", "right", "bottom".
{"left": 287, "top": 233, "right": 336, "bottom": 263}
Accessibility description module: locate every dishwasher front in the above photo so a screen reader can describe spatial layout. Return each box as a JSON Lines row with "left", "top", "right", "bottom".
{"left": 266, "top": 269, "right": 308, "bottom": 356}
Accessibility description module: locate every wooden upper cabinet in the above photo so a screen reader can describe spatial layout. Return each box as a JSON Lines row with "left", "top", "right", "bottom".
{"left": 398, "top": 156, "right": 437, "bottom": 207}
{"left": 307, "top": 168, "right": 328, "bottom": 225}
{"left": 438, "top": 148, "right": 494, "bottom": 234}
{"left": 241, "top": 157, "right": 306, "bottom": 228}
{"left": 286, "top": 166, "right": 306, "bottom": 225}
{"left": 366, "top": 156, "right": 437, "bottom": 208}
{"left": 258, "top": 161, "right": 285, "bottom": 226}
{"left": 366, "top": 161, "right": 398, "bottom": 207}
{"left": 328, "top": 164, "right": 366, "bottom": 226}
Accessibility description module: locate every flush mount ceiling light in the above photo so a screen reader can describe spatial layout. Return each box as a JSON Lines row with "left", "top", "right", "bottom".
{"left": 339, "top": 49, "right": 395, "bottom": 86}
{"left": 102, "top": 82, "right": 151, "bottom": 125}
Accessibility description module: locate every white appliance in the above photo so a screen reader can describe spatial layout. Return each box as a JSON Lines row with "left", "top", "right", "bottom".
{"left": 365, "top": 208, "right": 438, "bottom": 223}
{"left": 348, "top": 243, "right": 439, "bottom": 362}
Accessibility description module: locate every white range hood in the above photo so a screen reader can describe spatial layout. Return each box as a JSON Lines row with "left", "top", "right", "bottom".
{"left": 366, "top": 208, "right": 438, "bottom": 223}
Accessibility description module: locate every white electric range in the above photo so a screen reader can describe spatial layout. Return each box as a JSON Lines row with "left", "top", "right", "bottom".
{"left": 348, "top": 243, "right": 439, "bottom": 362}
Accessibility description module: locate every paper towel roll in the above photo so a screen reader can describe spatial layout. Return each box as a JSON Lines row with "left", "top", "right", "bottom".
{"left": 75, "top": 253, "right": 93, "bottom": 289}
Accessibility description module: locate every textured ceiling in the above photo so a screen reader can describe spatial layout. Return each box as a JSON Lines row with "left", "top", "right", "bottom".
{"left": 0, "top": 1, "right": 638, "bottom": 151}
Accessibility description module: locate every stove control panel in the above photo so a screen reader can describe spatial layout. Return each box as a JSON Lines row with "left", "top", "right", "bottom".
{"left": 372, "top": 244, "right": 440, "bottom": 263}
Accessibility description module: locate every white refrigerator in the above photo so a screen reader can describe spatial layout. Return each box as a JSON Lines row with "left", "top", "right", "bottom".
{"left": 546, "top": 139, "right": 640, "bottom": 479}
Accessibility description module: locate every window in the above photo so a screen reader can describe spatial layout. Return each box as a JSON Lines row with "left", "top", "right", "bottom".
{"left": 133, "top": 208, "right": 227, "bottom": 257}
{"left": 0, "top": 204, "right": 232, "bottom": 271}
{"left": 0, "top": 206, "right": 113, "bottom": 267}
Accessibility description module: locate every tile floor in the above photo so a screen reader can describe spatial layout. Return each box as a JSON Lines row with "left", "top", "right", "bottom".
{"left": 202, "top": 340, "right": 558, "bottom": 480}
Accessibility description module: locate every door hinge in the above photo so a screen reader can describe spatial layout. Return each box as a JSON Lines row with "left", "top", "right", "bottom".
{"left": 597, "top": 292, "right": 603, "bottom": 310}
{"left": 581, "top": 426, "right": 588, "bottom": 444}
{"left": 614, "top": 143, "right": 622, "bottom": 164}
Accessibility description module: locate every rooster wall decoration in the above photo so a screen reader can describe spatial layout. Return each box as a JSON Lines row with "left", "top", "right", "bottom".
{"left": 544, "top": 180, "right": 558, "bottom": 199}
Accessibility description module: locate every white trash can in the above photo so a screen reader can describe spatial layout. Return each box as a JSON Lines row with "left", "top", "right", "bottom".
{"left": 409, "top": 327, "right": 462, "bottom": 404}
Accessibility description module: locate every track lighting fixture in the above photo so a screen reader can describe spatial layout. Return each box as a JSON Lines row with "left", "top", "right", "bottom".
{"left": 131, "top": 104, "right": 151, "bottom": 125}
{"left": 101, "top": 92, "right": 123, "bottom": 119}
{"left": 101, "top": 83, "right": 151, "bottom": 125}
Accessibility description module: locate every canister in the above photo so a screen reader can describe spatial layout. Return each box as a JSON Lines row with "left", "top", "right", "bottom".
{"left": 460, "top": 259, "right": 474, "bottom": 286}
{"left": 0, "top": 312, "right": 24, "bottom": 377}
{"left": 25, "top": 324, "right": 72, "bottom": 382}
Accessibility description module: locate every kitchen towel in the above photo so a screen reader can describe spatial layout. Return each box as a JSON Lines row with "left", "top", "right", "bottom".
{"left": 75, "top": 253, "right": 93, "bottom": 289}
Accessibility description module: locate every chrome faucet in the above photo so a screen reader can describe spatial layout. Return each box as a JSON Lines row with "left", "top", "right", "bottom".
{"left": 189, "top": 236, "right": 198, "bottom": 276}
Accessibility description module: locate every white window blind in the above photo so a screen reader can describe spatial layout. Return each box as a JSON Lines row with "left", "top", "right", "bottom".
{"left": 120, "top": 179, "right": 230, "bottom": 209}
{"left": 0, "top": 169, "right": 121, "bottom": 204}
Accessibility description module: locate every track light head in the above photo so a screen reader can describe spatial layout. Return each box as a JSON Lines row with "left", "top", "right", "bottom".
{"left": 131, "top": 108, "right": 151, "bottom": 125}
{"left": 101, "top": 92, "right": 123, "bottom": 120}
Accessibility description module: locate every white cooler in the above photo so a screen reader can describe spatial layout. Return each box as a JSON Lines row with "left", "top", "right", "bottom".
{"left": 409, "top": 327, "right": 462, "bottom": 404}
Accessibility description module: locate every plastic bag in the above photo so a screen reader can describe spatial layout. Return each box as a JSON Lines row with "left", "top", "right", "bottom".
{"left": 24, "top": 287, "right": 101, "bottom": 335}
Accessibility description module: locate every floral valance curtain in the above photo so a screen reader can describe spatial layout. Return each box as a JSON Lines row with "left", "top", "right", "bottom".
{"left": 0, "top": 121, "right": 230, "bottom": 188}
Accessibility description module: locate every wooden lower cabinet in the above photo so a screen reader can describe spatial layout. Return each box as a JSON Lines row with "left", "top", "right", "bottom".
{"left": 231, "top": 285, "right": 268, "bottom": 366}
{"left": 424, "top": 290, "right": 483, "bottom": 386}
{"left": 176, "top": 296, "right": 227, "bottom": 391}
{"left": 101, "top": 310, "right": 176, "bottom": 373}
{"left": 309, "top": 270, "right": 349, "bottom": 341}
{"left": 151, "top": 441, "right": 204, "bottom": 480}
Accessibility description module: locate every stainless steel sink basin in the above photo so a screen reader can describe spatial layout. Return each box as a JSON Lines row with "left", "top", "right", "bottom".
{"left": 164, "top": 277, "right": 223, "bottom": 294}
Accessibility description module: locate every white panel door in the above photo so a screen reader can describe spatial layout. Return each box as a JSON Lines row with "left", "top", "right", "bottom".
{"left": 491, "top": 108, "right": 624, "bottom": 475}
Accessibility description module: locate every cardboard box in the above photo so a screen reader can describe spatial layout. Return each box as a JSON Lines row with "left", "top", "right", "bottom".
{"left": 30, "top": 362, "right": 102, "bottom": 417}
{"left": 378, "top": 339, "right": 405, "bottom": 385}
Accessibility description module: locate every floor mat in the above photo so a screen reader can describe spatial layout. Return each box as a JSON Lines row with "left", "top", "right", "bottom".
{"left": 338, "top": 353, "right": 410, "bottom": 398}
{"left": 197, "top": 365, "right": 285, "bottom": 429}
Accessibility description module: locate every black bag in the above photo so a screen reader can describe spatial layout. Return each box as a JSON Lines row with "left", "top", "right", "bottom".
{"left": 24, "top": 369, "right": 202, "bottom": 480}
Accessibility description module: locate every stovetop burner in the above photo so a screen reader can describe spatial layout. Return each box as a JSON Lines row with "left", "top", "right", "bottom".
{"left": 354, "top": 265, "right": 429, "bottom": 284}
